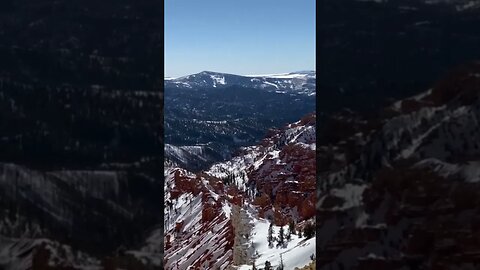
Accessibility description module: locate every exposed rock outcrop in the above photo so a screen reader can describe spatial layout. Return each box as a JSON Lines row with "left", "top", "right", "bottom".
{"left": 316, "top": 62, "right": 480, "bottom": 270}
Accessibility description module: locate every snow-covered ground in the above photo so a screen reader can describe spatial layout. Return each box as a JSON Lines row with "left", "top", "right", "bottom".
{"left": 163, "top": 167, "right": 233, "bottom": 269}
{"left": 236, "top": 215, "right": 315, "bottom": 270}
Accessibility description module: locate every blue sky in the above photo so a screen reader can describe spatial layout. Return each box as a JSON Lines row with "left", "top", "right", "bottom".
{"left": 165, "top": 0, "right": 316, "bottom": 78}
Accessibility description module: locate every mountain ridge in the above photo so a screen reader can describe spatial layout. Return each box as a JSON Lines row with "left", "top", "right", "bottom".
{"left": 164, "top": 70, "right": 316, "bottom": 96}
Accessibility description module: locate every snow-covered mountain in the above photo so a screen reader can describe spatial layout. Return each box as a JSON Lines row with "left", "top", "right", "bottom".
{"left": 164, "top": 113, "right": 316, "bottom": 269}
{"left": 315, "top": 61, "right": 480, "bottom": 270}
{"left": 164, "top": 76, "right": 315, "bottom": 171}
{"left": 0, "top": 164, "right": 164, "bottom": 269}
{"left": 164, "top": 71, "right": 316, "bottom": 96}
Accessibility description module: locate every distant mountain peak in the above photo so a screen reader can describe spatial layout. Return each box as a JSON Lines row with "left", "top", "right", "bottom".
{"left": 165, "top": 70, "right": 316, "bottom": 95}
{"left": 198, "top": 70, "right": 224, "bottom": 75}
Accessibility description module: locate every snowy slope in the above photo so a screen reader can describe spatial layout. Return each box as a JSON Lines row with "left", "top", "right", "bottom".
{"left": 164, "top": 113, "right": 316, "bottom": 269}
{"left": 206, "top": 114, "right": 316, "bottom": 187}
{"left": 236, "top": 212, "right": 316, "bottom": 270}
{"left": 163, "top": 167, "right": 235, "bottom": 269}
{"left": 316, "top": 62, "right": 480, "bottom": 270}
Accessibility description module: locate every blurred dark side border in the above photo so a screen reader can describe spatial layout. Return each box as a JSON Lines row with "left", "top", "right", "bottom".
{"left": 0, "top": 1, "right": 164, "bottom": 269}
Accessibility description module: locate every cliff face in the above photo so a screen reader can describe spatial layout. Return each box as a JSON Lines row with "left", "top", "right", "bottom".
{"left": 207, "top": 113, "right": 316, "bottom": 224}
{"left": 247, "top": 114, "right": 316, "bottom": 225}
{"left": 316, "top": 62, "right": 480, "bottom": 270}
{"left": 163, "top": 167, "right": 236, "bottom": 269}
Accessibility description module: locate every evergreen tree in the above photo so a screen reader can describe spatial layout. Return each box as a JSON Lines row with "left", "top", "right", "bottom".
{"left": 286, "top": 227, "right": 291, "bottom": 241}
{"left": 289, "top": 220, "right": 296, "bottom": 235}
{"left": 265, "top": 260, "right": 272, "bottom": 270}
{"left": 303, "top": 222, "right": 315, "bottom": 239}
{"left": 277, "top": 226, "right": 284, "bottom": 247}
{"left": 267, "top": 223, "right": 274, "bottom": 248}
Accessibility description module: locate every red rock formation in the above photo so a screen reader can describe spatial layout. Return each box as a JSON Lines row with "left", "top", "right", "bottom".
{"left": 299, "top": 193, "right": 316, "bottom": 220}
{"left": 165, "top": 234, "right": 172, "bottom": 250}
{"left": 201, "top": 204, "right": 218, "bottom": 223}
{"left": 175, "top": 221, "right": 184, "bottom": 233}
{"left": 253, "top": 193, "right": 271, "bottom": 208}
{"left": 165, "top": 113, "right": 317, "bottom": 268}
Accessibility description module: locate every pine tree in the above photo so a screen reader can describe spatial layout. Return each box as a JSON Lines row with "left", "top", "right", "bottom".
{"left": 265, "top": 260, "right": 272, "bottom": 270}
{"left": 304, "top": 222, "right": 315, "bottom": 239}
{"left": 286, "top": 227, "right": 291, "bottom": 241}
{"left": 267, "top": 223, "right": 274, "bottom": 248}
{"left": 277, "top": 226, "right": 284, "bottom": 247}
{"left": 289, "top": 220, "right": 296, "bottom": 235}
